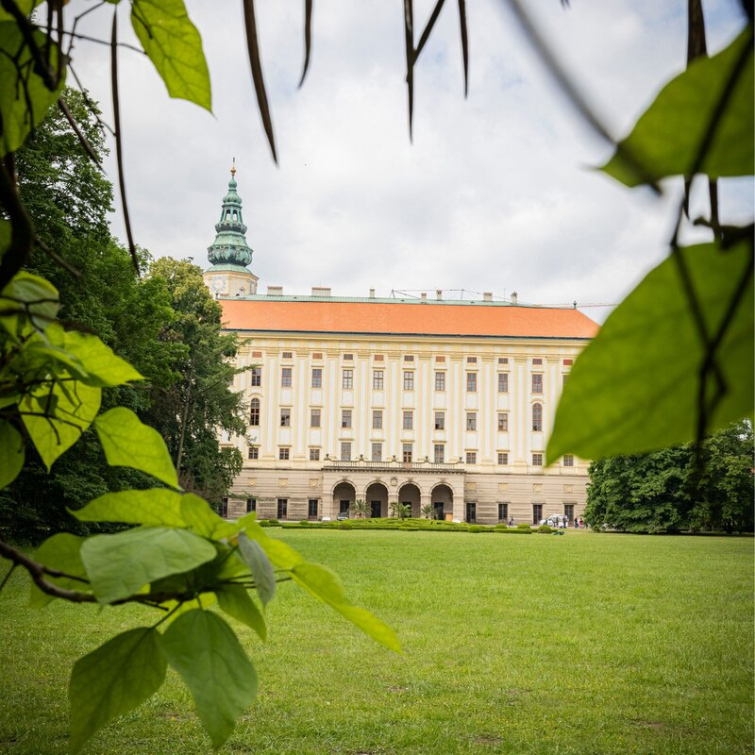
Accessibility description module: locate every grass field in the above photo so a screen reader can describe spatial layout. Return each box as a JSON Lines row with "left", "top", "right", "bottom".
{"left": 0, "top": 529, "right": 752, "bottom": 754}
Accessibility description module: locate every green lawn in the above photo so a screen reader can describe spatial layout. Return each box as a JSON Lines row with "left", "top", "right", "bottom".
{"left": 0, "top": 530, "right": 752, "bottom": 754}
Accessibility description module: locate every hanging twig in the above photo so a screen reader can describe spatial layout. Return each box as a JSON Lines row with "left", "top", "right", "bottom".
{"left": 298, "top": 0, "right": 313, "bottom": 87}
{"left": 57, "top": 97, "right": 103, "bottom": 170}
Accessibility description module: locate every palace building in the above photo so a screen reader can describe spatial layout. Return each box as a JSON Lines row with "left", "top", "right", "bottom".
{"left": 204, "top": 169, "right": 598, "bottom": 525}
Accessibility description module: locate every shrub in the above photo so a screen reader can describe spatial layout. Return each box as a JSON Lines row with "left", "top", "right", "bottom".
{"left": 494, "top": 528, "right": 532, "bottom": 534}
{"left": 468, "top": 525, "right": 483, "bottom": 533}
{"left": 338, "top": 522, "right": 352, "bottom": 530}
{"left": 538, "top": 525, "right": 553, "bottom": 533}
{"left": 517, "top": 522, "right": 533, "bottom": 530}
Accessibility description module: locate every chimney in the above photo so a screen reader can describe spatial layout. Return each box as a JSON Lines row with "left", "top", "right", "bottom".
{"left": 483, "top": 291, "right": 493, "bottom": 302}
{"left": 436, "top": 289, "right": 443, "bottom": 300}
{"left": 421, "top": 292, "right": 427, "bottom": 302}
{"left": 267, "top": 285, "right": 283, "bottom": 296}
{"left": 312, "top": 286, "right": 331, "bottom": 297}
{"left": 510, "top": 291, "right": 518, "bottom": 305}
{"left": 369, "top": 288, "right": 376, "bottom": 299}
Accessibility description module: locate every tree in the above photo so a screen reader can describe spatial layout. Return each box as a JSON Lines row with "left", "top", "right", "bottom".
{"left": 421, "top": 503, "right": 438, "bottom": 520}
{"left": 585, "top": 423, "right": 754, "bottom": 533}
{"left": 390, "top": 502, "right": 411, "bottom": 519}
{"left": 348, "top": 499, "right": 370, "bottom": 519}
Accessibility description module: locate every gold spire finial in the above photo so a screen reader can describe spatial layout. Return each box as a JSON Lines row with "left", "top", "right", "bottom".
{"left": 230, "top": 157, "right": 236, "bottom": 177}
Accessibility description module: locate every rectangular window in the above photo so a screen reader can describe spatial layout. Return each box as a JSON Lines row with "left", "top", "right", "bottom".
{"left": 434, "top": 411, "right": 445, "bottom": 430}
{"left": 467, "top": 372, "right": 477, "bottom": 392}
{"left": 373, "top": 370, "right": 384, "bottom": 390}
{"left": 498, "top": 503, "right": 509, "bottom": 522}
{"left": 533, "top": 503, "right": 543, "bottom": 524}
{"left": 434, "top": 444, "right": 445, "bottom": 464}
{"left": 308, "top": 499, "right": 319, "bottom": 519}
{"left": 312, "top": 352, "right": 322, "bottom": 360}
{"left": 436, "top": 355, "right": 446, "bottom": 363}
{"left": 252, "top": 351, "right": 262, "bottom": 358}
{"left": 279, "top": 448, "right": 290, "bottom": 461}
{"left": 281, "top": 367, "right": 292, "bottom": 388}
{"left": 466, "top": 452, "right": 477, "bottom": 465}
{"left": 282, "top": 351, "right": 293, "bottom": 359}
{"left": 467, "top": 356, "right": 477, "bottom": 363}
{"left": 532, "top": 358, "right": 542, "bottom": 365}
{"left": 310, "top": 408, "right": 321, "bottom": 428}
{"left": 532, "top": 373, "right": 543, "bottom": 393}
{"left": 498, "top": 357, "right": 508, "bottom": 364}
{"left": 311, "top": 368, "right": 322, "bottom": 388}
{"left": 248, "top": 446, "right": 259, "bottom": 460}
{"left": 341, "top": 441, "right": 352, "bottom": 461}
{"left": 371, "top": 442, "right": 382, "bottom": 462}
{"left": 497, "top": 412, "right": 508, "bottom": 432}
{"left": 277, "top": 498, "right": 288, "bottom": 520}
{"left": 342, "top": 369, "right": 353, "bottom": 390}
{"left": 374, "top": 354, "right": 384, "bottom": 362}
{"left": 249, "top": 400, "right": 260, "bottom": 426}
{"left": 498, "top": 373, "right": 509, "bottom": 393}
{"left": 497, "top": 452, "right": 509, "bottom": 466}
{"left": 563, "top": 454, "right": 574, "bottom": 467}
{"left": 343, "top": 353, "right": 354, "bottom": 361}
{"left": 246, "top": 498, "right": 256, "bottom": 513}
{"left": 341, "top": 409, "right": 352, "bottom": 428}
{"left": 532, "top": 453, "right": 543, "bottom": 466}
{"left": 402, "top": 443, "right": 413, "bottom": 463}
{"left": 372, "top": 410, "right": 383, "bottom": 430}
{"left": 251, "top": 366, "right": 261, "bottom": 387}
{"left": 220, "top": 498, "right": 228, "bottom": 518}
{"left": 435, "top": 371, "right": 446, "bottom": 391}
{"left": 563, "top": 359, "right": 573, "bottom": 366}
{"left": 532, "top": 403, "right": 543, "bottom": 432}
{"left": 309, "top": 447, "right": 320, "bottom": 461}
{"left": 403, "top": 410, "right": 413, "bottom": 430}
{"left": 403, "top": 371, "right": 414, "bottom": 390}
{"left": 280, "top": 408, "right": 291, "bottom": 427}
{"left": 404, "top": 355, "right": 414, "bottom": 362}
{"left": 466, "top": 412, "right": 477, "bottom": 431}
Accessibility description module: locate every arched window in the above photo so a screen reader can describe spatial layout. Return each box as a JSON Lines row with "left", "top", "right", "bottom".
{"left": 250, "top": 398, "right": 260, "bottom": 426}
{"left": 532, "top": 403, "right": 543, "bottom": 432}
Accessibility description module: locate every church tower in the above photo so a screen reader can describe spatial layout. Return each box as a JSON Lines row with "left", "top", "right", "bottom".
{"left": 203, "top": 163, "right": 258, "bottom": 297}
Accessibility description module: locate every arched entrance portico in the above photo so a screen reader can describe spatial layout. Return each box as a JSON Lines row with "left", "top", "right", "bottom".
{"left": 332, "top": 480, "right": 356, "bottom": 518}
{"left": 398, "top": 482, "right": 422, "bottom": 518}
{"left": 431, "top": 483, "right": 454, "bottom": 520}
{"left": 365, "top": 481, "right": 389, "bottom": 518}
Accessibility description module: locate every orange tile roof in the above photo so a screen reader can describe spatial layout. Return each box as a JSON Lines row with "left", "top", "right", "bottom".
{"left": 219, "top": 298, "right": 598, "bottom": 340}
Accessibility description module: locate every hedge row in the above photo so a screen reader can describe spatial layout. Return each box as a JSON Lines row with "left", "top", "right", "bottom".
{"left": 255, "top": 518, "right": 540, "bottom": 534}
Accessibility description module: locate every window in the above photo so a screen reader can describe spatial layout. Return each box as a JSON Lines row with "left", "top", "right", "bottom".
{"left": 434, "top": 411, "right": 445, "bottom": 430}
{"left": 532, "top": 373, "right": 543, "bottom": 393}
{"left": 277, "top": 498, "right": 288, "bottom": 520}
{"left": 281, "top": 367, "right": 292, "bottom": 387}
{"left": 312, "top": 352, "right": 322, "bottom": 360}
{"left": 248, "top": 446, "right": 259, "bottom": 460}
{"left": 250, "top": 398, "right": 260, "bottom": 426}
{"left": 403, "top": 410, "right": 413, "bottom": 430}
{"left": 563, "top": 359, "right": 573, "bottom": 366}
{"left": 466, "top": 412, "right": 477, "bottom": 431}
{"left": 497, "top": 412, "right": 508, "bottom": 432}
{"left": 341, "top": 409, "right": 352, "bottom": 428}
{"left": 497, "top": 452, "right": 509, "bottom": 466}
{"left": 310, "top": 408, "right": 321, "bottom": 428}
{"left": 279, "top": 448, "right": 290, "bottom": 460}
{"left": 498, "top": 357, "right": 508, "bottom": 365}
{"left": 532, "top": 453, "right": 543, "bottom": 466}
{"left": 246, "top": 498, "right": 256, "bottom": 513}
{"left": 342, "top": 369, "right": 353, "bottom": 389}
{"left": 467, "top": 372, "right": 477, "bottom": 392}
{"left": 402, "top": 443, "right": 413, "bottom": 463}
{"left": 532, "top": 503, "right": 543, "bottom": 524}
{"left": 532, "top": 403, "right": 543, "bottom": 432}
{"left": 372, "top": 410, "right": 383, "bottom": 430}
{"left": 311, "top": 368, "right": 322, "bottom": 388}
{"left": 282, "top": 351, "right": 293, "bottom": 359}
{"left": 251, "top": 366, "right": 261, "bottom": 386}
{"left": 435, "top": 371, "right": 446, "bottom": 391}
{"left": 403, "top": 371, "right": 414, "bottom": 390}
{"left": 374, "top": 354, "right": 384, "bottom": 362}
{"left": 220, "top": 498, "right": 228, "bottom": 518}
{"left": 343, "top": 353, "right": 354, "bottom": 361}
{"left": 498, "top": 373, "right": 509, "bottom": 393}
{"left": 466, "top": 452, "right": 477, "bottom": 465}
{"left": 373, "top": 370, "right": 384, "bottom": 390}
{"left": 404, "top": 355, "right": 414, "bottom": 362}
{"left": 498, "top": 503, "right": 509, "bottom": 522}
{"left": 308, "top": 499, "right": 319, "bottom": 519}
{"left": 341, "top": 441, "right": 352, "bottom": 461}
{"left": 532, "top": 358, "right": 542, "bottom": 365}
{"left": 252, "top": 351, "right": 262, "bottom": 358}
{"left": 280, "top": 408, "right": 291, "bottom": 427}
{"left": 309, "top": 448, "right": 320, "bottom": 461}
{"left": 434, "top": 444, "right": 445, "bottom": 464}
{"left": 436, "top": 355, "right": 446, "bottom": 363}
{"left": 563, "top": 454, "right": 574, "bottom": 467}
{"left": 467, "top": 356, "right": 477, "bottom": 363}
{"left": 371, "top": 442, "right": 382, "bottom": 461}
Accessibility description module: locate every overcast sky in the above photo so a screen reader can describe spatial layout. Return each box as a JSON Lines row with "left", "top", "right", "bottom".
{"left": 66, "top": 0, "right": 752, "bottom": 322}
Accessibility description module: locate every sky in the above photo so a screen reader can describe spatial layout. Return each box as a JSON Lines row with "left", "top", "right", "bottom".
{"left": 64, "top": 0, "right": 752, "bottom": 322}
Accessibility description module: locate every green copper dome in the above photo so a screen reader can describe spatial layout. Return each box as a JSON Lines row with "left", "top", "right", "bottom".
{"left": 207, "top": 167, "right": 254, "bottom": 268}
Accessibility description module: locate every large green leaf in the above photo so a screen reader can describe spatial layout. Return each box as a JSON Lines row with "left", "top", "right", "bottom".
{"left": 0, "top": 23, "right": 65, "bottom": 157}
{"left": 131, "top": 0, "right": 211, "bottom": 111}
{"left": 0, "top": 419, "right": 24, "bottom": 489}
{"left": 217, "top": 583, "right": 267, "bottom": 641}
{"left": 160, "top": 610, "right": 258, "bottom": 749}
{"left": 63, "top": 331, "right": 144, "bottom": 387}
{"left": 180, "top": 493, "right": 239, "bottom": 539}
{"left": 548, "top": 239, "right": 754, "bottom": 462}
{"left": 237, "top": 532, "right": 276, "bottom": 607}
{"left": 80, "top": 527, "right": 216, "bottom": 603}
{"left": 72, "top": 489, "right": 186, "bottom": 527}
{"left": 69, "top": 628, "right": 166, "bottom": 754}
{"left": 30, "top": 533, "right": 88, "bottom": 608}
{"left": 20, "top": 380, "right": 101, "bottom": 470}
{"left": 0, "top": 271, "right": 59, "bottom": 337}
{"left": 95, "top": 407, "right": 178, "bottom": 488}
{"left": 0, "top": 0, "right": 43, "bottom": 23}
{"left": 602, "top": 29, "right": 754, "bottom": 186}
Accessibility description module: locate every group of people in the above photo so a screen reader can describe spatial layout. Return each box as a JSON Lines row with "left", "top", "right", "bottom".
{"left": 505, "top": 515, "right": 588, "bottom": 528}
